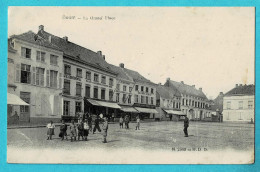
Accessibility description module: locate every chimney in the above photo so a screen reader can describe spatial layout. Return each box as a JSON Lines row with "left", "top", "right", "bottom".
{"left": 181, "top": 81, "right": 184, "bottom": 84}
{"left": 102, "top": 55, "right": 105, "bottom": 60}
{"left": 39, "top": 25, "right": 44, "bottom": 31}
{"left": 63, "top": 36, "right": 68, "bottom": 42}
{"left": 119, "top": 63, "right": 124, "bottom": 68}
{"left": 199, "top": 87, "right": 202, "bottom": 91}
{"left": 220, "top": 92, "right": 223, "bottom": 95}
{"left": 167, "top": 77, "right": 170, "bottom": 81}
{"left": 235, "top": 84, "right": 238, "bottom": 87}
{"left": 192, "top": 85, "right": 195, "bottom": 87}
{"left": 97, "top": 51, "right": 102, "bottom": 57}
{"left": 48, "top": 35, "right": 52, "bottom": 43}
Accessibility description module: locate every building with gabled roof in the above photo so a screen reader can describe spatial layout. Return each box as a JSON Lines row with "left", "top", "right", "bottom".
{"left": 155, "top": 84, "right": 183, "bottom": 121}
{"left": 164, "top": 78, "right": 212, "bottom": 121}
{"left": 223, "top": 84, "right": 255, "bottom": 122}
{"left": 8, "top": 29, "right": 64, "bottom": 124}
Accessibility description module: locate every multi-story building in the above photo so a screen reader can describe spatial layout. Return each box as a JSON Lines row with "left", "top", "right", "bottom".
{"left": 156, "top": 84, "right": 183, "bottom": 121}
{"left": 223, "top": 84, "right": 255, "bottom": 122}
{"left": 8, "top": 30, "right": 64, "bottom": 124}
{"left": 36, "top": 25, "right": 120, "bottom": 120}
{"left": 164, "top": 79, "right": 212, "bottom": 120}
{"left": 108, "top": 64, "right": 138, "bottom": 120}
{"left": 118, "top": 63, "right": 158, "bottom": 120}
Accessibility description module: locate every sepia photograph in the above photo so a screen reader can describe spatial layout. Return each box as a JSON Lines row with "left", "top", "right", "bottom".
{"left": 7, "top": 7, "right": 255, "bottom": 164}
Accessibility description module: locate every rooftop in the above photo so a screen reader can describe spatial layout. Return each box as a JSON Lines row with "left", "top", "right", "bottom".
{"left": 108, "top": 64, "right": 133, "bottom": 82}
{"left": 225, "top": 84, "right": 255, "bottom": 96}
{"left": 156, "top": 84, "right": 181, "bottom": 99}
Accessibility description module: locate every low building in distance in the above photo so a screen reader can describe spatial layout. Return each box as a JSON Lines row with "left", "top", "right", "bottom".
{"left": 223, "top": 84, "right": 255, "bottom": 122}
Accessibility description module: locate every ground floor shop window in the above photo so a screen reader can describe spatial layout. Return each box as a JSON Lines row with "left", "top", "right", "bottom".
{"left": 63, "top": 101, "right": 70, "bottom": 116}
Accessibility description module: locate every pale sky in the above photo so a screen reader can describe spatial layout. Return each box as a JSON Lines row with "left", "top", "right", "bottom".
{"left": 8, "top": 7, "right": 255, "bottom": 99}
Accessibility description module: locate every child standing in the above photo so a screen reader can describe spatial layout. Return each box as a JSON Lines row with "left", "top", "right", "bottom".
{"left": 83, "top": 119, "right": 89, "bottom": 141}
{"left": 46, "top": 121, "right": 55, "bottom": 140}
{"left": 70, "top": 120, "right": 77, "bottom": 142}
{"left": 119, "top": 116, "right": 124, "bottom": 129}
{"left": 136, "top": 116, "right": 140, "bottom": 130}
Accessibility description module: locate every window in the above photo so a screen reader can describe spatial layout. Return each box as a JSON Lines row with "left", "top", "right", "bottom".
{"left": 141, "top": 96, "right": 145, "bottom": 104}
{"left": 63, "top": 80, "right": 70, "bottom": 94}
{"left": 36, "top": 67, "right": 45, "bottom": 86}
{"left": 122, "top": 94, "right": 126, "bottom": 103}
{"left": 85, "top": 85, "right": 90, "bottom": 98}
{"left": 227, "top": 102, "right": 231, "bottom": 109}
{"left": 128, "top": 95, "right": 132, "bottom": 104}
{"left": 36, "top": 51, "right": 45, "bottom": 62}
{"left": 109, "top": 78, "right": 113, "bottom": 86}
{"left": 76, "top": 82, "right": 82, "bottom": 96}
{"left": 21, "top": 64, "right": 31, "bottom": 84}
{"left": 50, "top": 54, "right": 58, "bottom": 65}
{"left": 101, "top": 76, "right": 106, "bottom": 84}
{"left": 75, "top": 102, "right": 82, "bottom": 113}
{"left": 135, "top": 85, "right": 139, "bottom": 91}
{"left": 86, "top": 71, "right": 91, "bottom": 80}
{"left": 239, "top": 101, "right": 243, "bottom": 109}
{"left": 186, "top": 99, "right": 188, "bottom": 106}
{"left": 94, "top": 87, "right": 98, "bottom": 98}
{"left": 94, "top": 74, "right": 99, "bottom": 82}
{"left": 151, "top": 88, "right": 154, "bottom": 94}
{"left": 182, "top": 99, "right": 185, "bottom": 106}
{"left": 135, "top": 95, "right": 139, "bottom": 103}
{"left": 63, "top": 101, "right": 70, "bottom": 116}
{"left": 116, "top": 84, "right": 120, "bottom": 90}
{"left": 195, "top": 101, "right": 197, "bottom": 107}
{"left": 151, "top": 97, "right": 154, "bottom": 105}
{"left": 123, "top": 85, "right": 127, "bottom": 92}
{"left": 141, "top": 86, "right": 144, "bottom": 92}
{"left": 146, "top": 87, "right": 149, "bottom": 93}
{"left": 20, "top": 92, "right": 30, "bottom": 113}
{"left": 116, "top": 93, "right": 120, "bottom": 103}
{"left": 64, "top": 65, "right": 71, "bottom": 75}
{"left": 129, "top": 87, "right": 133, "bottom": 92}
{"left": 109, "top": 90, "right": 113, "bottom": 101}
{"left": 21, "top": 47, "right": 31, "bottom": 59}
{"left": 248, "top": 101, "right": 253, "bottom": 109}
{"left": 146, "top": 96, "right": 149, "bottom": 104}
{"left": 76, "top": 68, "right": 82, "bottom": 78}
{"left": 50, "top": 70, "right": 58, "bottom": 88}
{"left": 101, "top": 89, "right": 106, "bottom": 100}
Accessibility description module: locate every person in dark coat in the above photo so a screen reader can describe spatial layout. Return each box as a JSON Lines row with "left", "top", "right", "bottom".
{"left": 183, "top": 116, "right": 189, "bottom": 137}
{"left": 93, "top": 115, "right": 101, "bottom": 134}
{"left": 102, "top": 117, "right": 109, "bottom": 143}
{"left": 83, "top": 119, "right": 89, "bottom": 141}
{"left": 77, "top": 121, "right": 84, "bottom": 141}
{"left": 59, "top": 120, "right": 68, "bottom": 140}
{"left": 87, "top": 114, "right": 93, "bottom": 132}
{"left": 124, "top": 115, "right": 129, "bottom": 129}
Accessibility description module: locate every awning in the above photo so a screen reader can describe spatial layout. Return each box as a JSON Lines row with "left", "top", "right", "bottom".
{"left": 7, "top": 93, "right": 29, "bottom": 105}
{"left": 163, "top": 109, "right": 186, "bottom": 116}
{"left": 135, "top": 107, "right": 158, "bottom": 114}
{"left": 120, "top": 106, "right": 139, "bottom": 113}
{"left": 87, "top": 99, "right": 121, "bottom": 109}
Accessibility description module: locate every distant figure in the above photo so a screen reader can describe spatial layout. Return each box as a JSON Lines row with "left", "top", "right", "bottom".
{"left": 59, "top": 120, "right": 68, "bottom": 141}
{"left": 83, "top": 119, "right": 89, "bottom": 141}
{"left": 111, "top": 113, "right": 115, "bottom": 122}
{"left": 119, "top": 116, "right": 124, "bottom": 129}
{"left": 93, "top": 116, "right": 101, "bottom": 134}
{"left": 102, "top": 117, "right": 108, "bottom": 143}
{"left": 136, "top": 116, "right": 140, "bottom": 130}
{"left": 183, "top": 116, "right": 189, "bottom": 137}
{"left": 46, "top": 121, "right": 55, "bottom": 140}
{"left": 124, "top": 115, "right": 130, "bottom": 129}
{"left": 70, "top": 120, "right": 77, "bottom": 142}
{"left": 99, "top": 113, "right": 103, "bottom": 119}
{"left": 14, "top": 111, "right": 19, "bottom": 122}
{"left": 169, "top": 114, "right": 172, "bottom": 121}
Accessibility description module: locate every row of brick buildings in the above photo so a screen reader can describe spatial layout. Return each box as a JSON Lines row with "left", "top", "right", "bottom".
{"left": 8, "top": 25, "right": 252, "bottom": 124}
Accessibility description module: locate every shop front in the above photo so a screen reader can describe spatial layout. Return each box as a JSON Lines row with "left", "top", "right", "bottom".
{"left": 133, "top": 105, "right": 159, "bottom": 121}
{"left": 84, "top": 98, "right": 121, "bottom": 121}
{"left": 163, "top": 109, "right": 186, "bottom": 121}
{"left": 118, "top": 105, "right": 139, "bottom": 121}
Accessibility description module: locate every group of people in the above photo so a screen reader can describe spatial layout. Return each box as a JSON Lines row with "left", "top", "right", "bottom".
{"left": 119, "top": 115, "right": 140, "bottom": 130}
{"left": 46, "top": 114, "right": 109, "bottom": 143}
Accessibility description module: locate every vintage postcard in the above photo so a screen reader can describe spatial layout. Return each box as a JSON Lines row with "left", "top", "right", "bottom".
{"left": 7, "top": 7, "right": 255, "bottom": 164}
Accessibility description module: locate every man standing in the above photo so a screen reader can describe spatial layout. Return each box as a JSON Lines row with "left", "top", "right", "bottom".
{"left": 183, "top": 116, "right": 189, "bottom": 137}
{"left": 102, "top": 117, "right": 109, "bottom": 143}
{"left": 124, "top": 115, "right": 129, "bottom": 129}
{"left": 93, "top": 115, "right": 101, "bottom": 134}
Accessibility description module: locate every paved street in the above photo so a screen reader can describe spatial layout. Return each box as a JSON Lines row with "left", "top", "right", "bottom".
{"left": 8, "top": 121, "right": 254, "bottom": 151}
